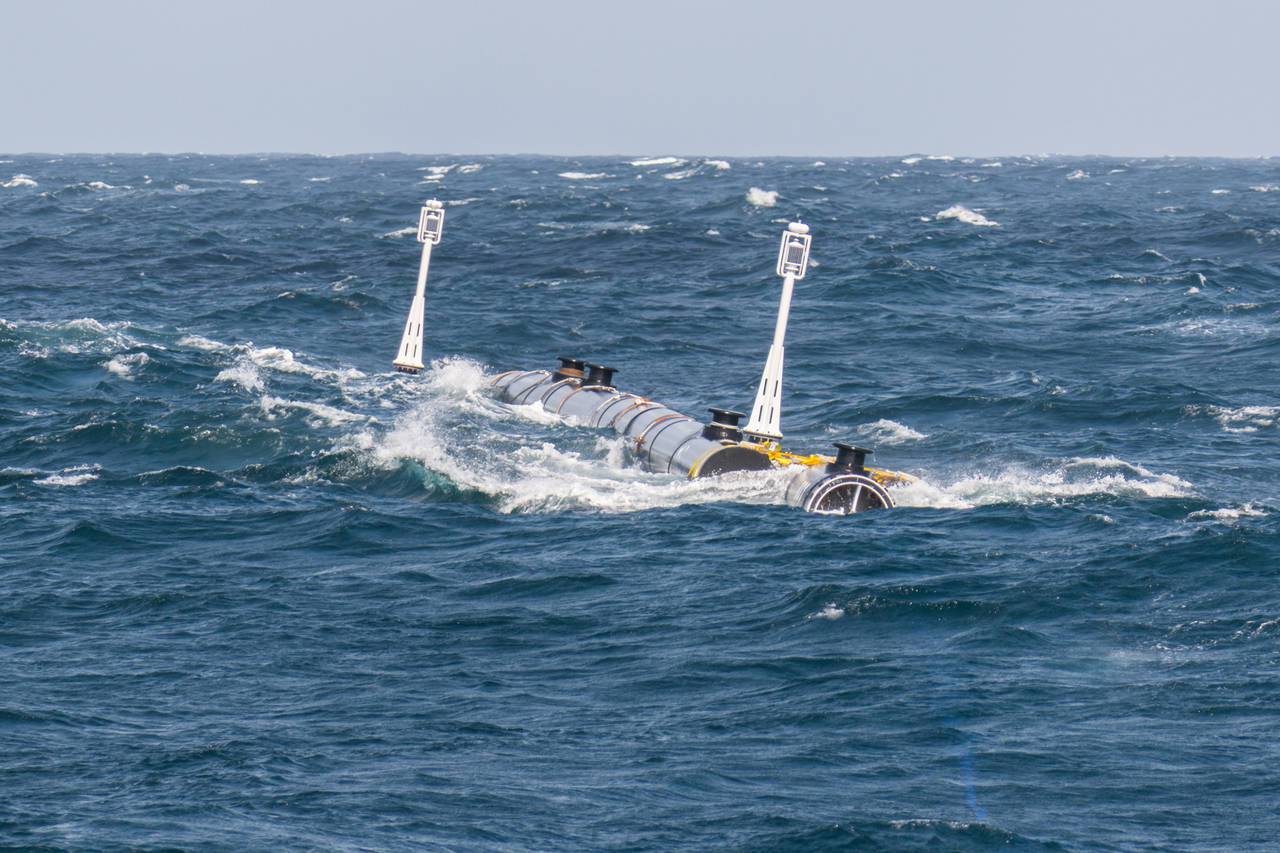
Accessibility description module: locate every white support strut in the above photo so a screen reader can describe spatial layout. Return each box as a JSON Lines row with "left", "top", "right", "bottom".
{"left": 744, "top": 221, "right": 812, "bottom": 442}
{"left": 392, "top": 201, "right": 445, "bottom": 374}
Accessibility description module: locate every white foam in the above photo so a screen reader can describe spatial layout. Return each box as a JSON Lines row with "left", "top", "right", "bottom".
{"left": 558, "top": 171, "right": 609, "bottom": 180}
{"left": 446, "top": 197, "right": 482, "bottom": 207}
{"left": 901, "top": 157, "right": 922, "bottom": 165}
{"left": 178, "top": 334, "right": 230, "bottom": 352}
{"left": 861, "top": 418, "right": 927, "bottom": 444}
{"left": 380, "top": 226, "right": 418, "bottom": 238}
{"left": 418, "top": 164, "right": 456, "bottom": 176}
{"left": 215, "top": 363, "right": 264, "bottom": 392}
{"left": 1066, "top": 169, "right": 1089, "bottom": 181}
{"left": 1211, "top": 188, "right": 1230, "bottom": 195}
{"left": 34, "top": 465, "right": 99, "bottom": 487}
{"left": 934, "top": 205, "right": 999, "bottom": 227}
{"left": 629, "top": 156, "right": 685, "bottom": 167}
{"left": 1190, "top": 404, "right": 1280, "bottom": 433}
{"left": 808, "top": 603, "right": 845, "bottom": 621}
{"left": 811, "top": 160, "right": 825, "bottom": 167}
{"left": 87, "top": 180, "right": 115, "bottom": 190}
{"left": 244, "top": 345, "right": 364, "bottom": 383}
{"left": 2, "top": 174, "right": 37, "bottom": 188}
{"left": 457, "top": 163, "right": 483, "bottom": 174}
{"left": 308, "top": 176, "right": 332, "bottom": 182}
{"left": 239, "top": 179, "right": 261, "bottom": 185}
{"left": 892, "top": 457, "right": 1192, "bottom": 510}
{"left": 1188, "top": 503, "right": 1268, "bottom": 521}
{"left": 260, "top": 395, "right": 368, "bottom": 426}
{"left": 1250, "top": 185, "right": 1279, "bottom": 192}
{"left": 746, "top": 187, "right": 778, "bottom": 207}
{"left": 926, "top": 154, "right": 955, "bottom": 161}
{"left": 705, "top": 159, "right": 731, "bottom": 170}
{"left": 981, "top": 161, "right": 1003, "bottom": 168}
{"left": 663, "top": 168, "right": 699, "bottom": 180}
{"left": 104, "top": 352, "right": 149, "bottom": 378}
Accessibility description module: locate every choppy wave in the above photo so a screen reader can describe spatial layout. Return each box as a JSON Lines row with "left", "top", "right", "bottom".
{"left": 895, "top": 457, "right": 1193, "bottom": 509}
{"left": 629, "top": 156, "right": 685, "bottom": 167}
{"left": 935, "top": 204, "right": 999, "bottom": 226}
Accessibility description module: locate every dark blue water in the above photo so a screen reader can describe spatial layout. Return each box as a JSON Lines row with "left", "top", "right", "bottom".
{"left": 2, "top": 154, "right": 1278, "bottom": 851}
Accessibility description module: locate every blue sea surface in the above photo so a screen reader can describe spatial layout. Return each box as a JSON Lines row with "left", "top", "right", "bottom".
{"left": 1, "top": 154, "right": 1278, "bottom": 851}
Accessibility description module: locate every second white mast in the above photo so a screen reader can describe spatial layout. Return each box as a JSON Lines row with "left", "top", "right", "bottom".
{"left": 743, "top": 221, "right": 812, "bottom": 443}
{"left": 392, "top": 200, "right": 446, "bottom": 374}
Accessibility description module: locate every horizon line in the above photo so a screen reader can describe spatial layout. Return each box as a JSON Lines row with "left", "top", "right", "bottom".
{"left": 3, "top": 151, "right": 1277, "bottom": 161}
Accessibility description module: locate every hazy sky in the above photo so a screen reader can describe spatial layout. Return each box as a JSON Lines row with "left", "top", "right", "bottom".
{"left": 5, "top": 0, "right": 1276, "bottom": 156}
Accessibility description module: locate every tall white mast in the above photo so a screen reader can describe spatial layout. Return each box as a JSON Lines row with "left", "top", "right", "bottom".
{"left": 392, "top": 200, "right": 446, "bottom": 374}
{"left": 743, "top": 221, "right": 812, "bottom": 443}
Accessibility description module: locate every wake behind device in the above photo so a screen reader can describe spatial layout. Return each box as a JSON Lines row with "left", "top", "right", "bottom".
{"left": 390, "top": 208, "right": 908, "bottom": 514}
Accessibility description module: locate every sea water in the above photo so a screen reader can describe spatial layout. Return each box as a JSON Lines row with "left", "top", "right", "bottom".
{"left": 1, "top": 154, "right": 1278, "bottom": 850}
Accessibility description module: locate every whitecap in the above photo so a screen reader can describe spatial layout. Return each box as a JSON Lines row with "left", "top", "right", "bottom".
{"left": 308, "top": 176, "right": 332, "bottom": 182}
{"left": 1066, "top": 169, "right": 1088, "bottom": 181}
{"left": 239, "top": 179, "right": 261, "bottom": 185}
{"left": 1210, "top": 188, "right": 1231, "bottom": 195}
{"left": 663, "top": 168, "right": 698, "bottom": 180}
{"left": 1250, "top": 185, "right": 1279, "bottom": 192}
{"left": 892, "top": 456, "right": 1192, "bottom": 510}
{"left": 178, "top": 334, "right": 230, "bottom": 352}
{"left": 104, "top": 352, "right": 150, "bottom": 378}
{"left": 934, "top": 205, "right": 999, "bottom": 227}
{"left": 558, "top": 171, "right": 609, "bottom": 180}
{"left": 705, "top": 159, "right": 731, "bottom": 170}
{"left": 746, "top": 187, "right": 778, "bottom": 207}
{"left": 808, "top": 603, "right": 845, "bottom": 621}
{"left": 34, "top": 465, "right": 100, "bottom": 487}
{"left": 1189, "top": 404, "right": 1280, "bottom": 433}
{"left": 380, "top": 226, "right": 418, "bottom": 238}
{"left": 901, "top": 157, "right": 922, "bottom": 165}
{"left": 456, "top": 163, "right": 483, "bottom": 174}
{"left": 860, "top": 418, "right": 927, "bottom": 444}
{"left": 1188, "top": 503, "right": 1268, "bottom": 521}
{"left": 215, "top": 363, "right": 264, "bottom": 392}
{"left": 2, "top": 174, "right": 37, "bottom": 188}
{"left": 260, "top": 396, "right": 369, "bottom": 427}
{"left": 629, "top": 156, "right": 685, "bottom": 167}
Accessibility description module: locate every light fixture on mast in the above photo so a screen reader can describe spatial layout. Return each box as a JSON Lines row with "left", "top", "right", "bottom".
{"left": 392, "top": 200, "right": 445, "bottom": 374}
{"left": 742, "top": 221, "right": 811, "bottom": 443}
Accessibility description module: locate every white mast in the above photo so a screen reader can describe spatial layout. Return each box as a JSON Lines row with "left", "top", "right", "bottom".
{"left": 392, "top": 200, "right": 446, "bottom": 374}
{"left": 743, "top": 221, "right": 812, "bottom": 443}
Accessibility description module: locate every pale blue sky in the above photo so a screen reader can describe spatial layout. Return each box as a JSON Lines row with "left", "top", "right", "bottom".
{"left": 4, "top": 0, "right": 1276, "bottom": 156}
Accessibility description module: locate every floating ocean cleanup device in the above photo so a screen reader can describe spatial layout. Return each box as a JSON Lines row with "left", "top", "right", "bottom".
{"left": 391, "top": 205, "right": 909, "bottom": 514}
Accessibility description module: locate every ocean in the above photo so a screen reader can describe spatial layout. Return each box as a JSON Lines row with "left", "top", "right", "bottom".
{"left": 1, "top": 153, "right": 1277, "bottom": 851}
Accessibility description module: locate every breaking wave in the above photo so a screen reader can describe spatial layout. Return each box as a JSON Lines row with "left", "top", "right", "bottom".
{"left": 935, "top": 205, "right": 999, "bottom": 227}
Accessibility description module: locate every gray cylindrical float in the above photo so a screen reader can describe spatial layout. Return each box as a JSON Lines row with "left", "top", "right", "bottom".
{"left": 491, "top": 359, "right": 895, "bottom": 514}
{"left": 783, "top": 443, "right": 895, "bottom": 513}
